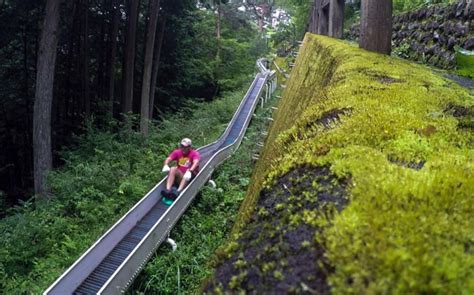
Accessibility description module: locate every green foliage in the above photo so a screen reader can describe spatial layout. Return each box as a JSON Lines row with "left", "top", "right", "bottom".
{"left": 217, "top": 38, "right": 255, "bottom": 90}
{"left": 343, "top": 0, "right": 457, "bottom": 29}
{"left": 0, "top": 0, "right": 264, "bottom": 208}
{"left": 455, "top": 46, "right": 474, "bottom": 79}
{"left": 167, "top": 10, "right": 218, "bottom": 95}
{"left": 392, "top": 41, "right": 411, "bottom": 59}
{"left": 270, "top": 22, "right": 298, "bottom": 56}
{"left": 0, "top": 1, "right": 42, "bottom": 195}
{"left": 159, "top": 6, "right": 264, "bottom": 107}
{"left": 343, "top": 2, "right": 360, "bottom": 29}
{"left": 275, "top": 0, "right": 310, "bottom": 40}
{"left": 0, "top": 192, "right": 5, "bottom": 217}
{"left": 228, "top": 34, "right": 474, "bottom": 293}
{"left": 344, "top": 0, "right": 457, "bottom": 20}
{"left": 0, "top": 81, "right": 262, "bottom": 293}
{"left": 393, "top": 0, "right": 457, "bottom": 13}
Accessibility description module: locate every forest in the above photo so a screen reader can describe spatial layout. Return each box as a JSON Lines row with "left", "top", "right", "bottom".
{"left": 0, "top": 0, "right": 279, "bottom": 291}
{"left": 1, "top": 0, "right": 472, "bottom": 293}
{"left": 0, "top": 0, "right": 269, "bottom": 205}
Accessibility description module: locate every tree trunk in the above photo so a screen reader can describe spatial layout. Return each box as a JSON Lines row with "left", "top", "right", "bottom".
{"left": 216, "top": 1, "right": 221, "bottom": 59}
{"left": 267, "top": 3, "right": 273, "bottom": 29}
{"left": 308, "top": 3, "right": 314, "bottom": 33}
{"left": 360, "top": 0, "right": 392, "bottom": 55}
{"left": 81, "top": 0, "right": 90, "bottom": 117}
{"left": 318, "top": 4, "right": 329, "bottom": 36}
{"left": 149, "top": 16, "right": 166, "bottom": 119}
{"left": 107, "top": 0, "right": 120, "bottom": 116}
{"left": 96, "top": 10, "right": 107, "bottom": 103}
{"left": 23, "top": 25, "right": 31, "bottom": 144}
{"left": 258, "top": 17, "right": 264, "bottom": 32}
{"left": 23, "top": 23, "right": 33, "bottom": 184}
{"left": 33, "top": 0, "right": 60, "bottom": 197}
{"left": 66, "top": 0, "right": 79, "bottom": 122}
{"left": 139, "top": 0, "right": 160, "bottom": 135}
{"left": 311, "top": 1, "right": 320, "bottom": 33}
{"left": 122, "top": 0, "right": 140, "bottom": 115}
{"left": 0, "top": 0, "right": 6, "bottom": 12}
{"left": 329, "top": 0, "right": 344, "bottom": 39}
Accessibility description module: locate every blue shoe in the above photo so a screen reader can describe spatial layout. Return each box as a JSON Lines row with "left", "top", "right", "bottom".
{"left": 161, "top": 190, "right": 173, "bottom": 205}
{"left": 162, "top": 197, "right": 173, "bottom": 206}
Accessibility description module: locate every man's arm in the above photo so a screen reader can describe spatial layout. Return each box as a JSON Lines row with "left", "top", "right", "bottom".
{"left": 164, "top": 156, "right": 173, "bottom": 166}
{"left": 189, "top": 159, "right": 199, "bottom": 172}
{"left": 165, "top": 150, "right": 179, "bottom": 166}
{"left": 163, "top": 151, "right": 177, "bottom": 173}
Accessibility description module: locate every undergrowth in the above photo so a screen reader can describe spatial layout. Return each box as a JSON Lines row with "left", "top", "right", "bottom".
{"left": 0, "top": 80, "right": 270, "bottom": 293}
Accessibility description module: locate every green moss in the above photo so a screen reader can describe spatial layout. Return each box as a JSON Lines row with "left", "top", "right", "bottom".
{"left": 273, "top": 56, "right": 292, "bottom": 86}
{"left": 229, "top": 271, "right": 248, "bottom": 290}
{"left": 273, "top": 270, "right": 284, "bottom": 281}
{"left": 301, "top": 240, "right": 311, "bottom": 248}
{"left": 230, "top": 34, "right": 474, "bottom": 292}
{"left": 262, "top": 262, "right": 276, "bottom": 272}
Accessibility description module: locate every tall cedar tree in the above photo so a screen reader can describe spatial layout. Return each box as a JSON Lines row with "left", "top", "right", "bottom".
{"left": 81, "top": 0, "right": 90, "bottom": 117}
{"left": 245, "top": 0, "right": 274, "bottom": 32}
{"left": 108, "top": 0, "right": 121, "bottom": 115}
{"left": 122, "top": 0, "right": 140, "bottom": 114}
{"left": 199, "top": 0, "right": 225, "bottom": 59}
{"left": 360, "top": 0, "right": 392, "bottom": 54}
{"left": 149, "top": 16, "right": 166, "bottom": 118}
{"left": 33, "top": 0, "right": 61, "bottom": 197}
{"left": 140, "top": 0, "right": 161, "bottom": 135}
{"left": 309, "top": 0, "right": 318, "bottom": 34}
{"left": 329, "top": 0, "right": 344, "bottom": 38}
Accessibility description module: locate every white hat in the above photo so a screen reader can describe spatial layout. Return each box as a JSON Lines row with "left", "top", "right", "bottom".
{"left": 180, "top": 138, "right": 192, "bottom": 147}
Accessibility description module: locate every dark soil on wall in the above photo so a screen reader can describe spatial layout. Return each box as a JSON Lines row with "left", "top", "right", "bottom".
{"left": 204, "top": 166, "right": 350, "bottom": 293}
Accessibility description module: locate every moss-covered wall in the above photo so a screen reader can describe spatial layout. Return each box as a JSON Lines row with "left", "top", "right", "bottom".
{"left": 273, "top": 56, "right": 290, "bottom": 86}
{"left": 348, "top": 0, "right": 473, "bottom": 69}
{"left": 204, "top": 33, "right": 474, "bottom": 293}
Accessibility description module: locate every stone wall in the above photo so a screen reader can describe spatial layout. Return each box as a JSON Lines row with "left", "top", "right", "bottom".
{"left": 347, "top": 0, "right": 474, "bottom": 69}
{"left": 205, "top": 34, "right": 474, "bottom": 293}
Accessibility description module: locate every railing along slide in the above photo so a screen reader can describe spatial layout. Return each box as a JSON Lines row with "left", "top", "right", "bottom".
{"left": 45, "top": 59, "right": 277, "bottom": 294}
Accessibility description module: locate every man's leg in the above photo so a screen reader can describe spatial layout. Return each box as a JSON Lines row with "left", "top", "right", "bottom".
{"left": 177, "top": 178, "right": 188, "bottom": 193}
{"left": 166, "top": 167, "right": 183, "bottom": 190}
{"left": 177, "top": 171, "right": 194, "bottom": 193}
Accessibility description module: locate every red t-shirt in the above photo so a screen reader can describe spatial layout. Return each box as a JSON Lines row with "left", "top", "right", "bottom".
{"left": 169, "top": 149, "right": 200, "bottom": 173}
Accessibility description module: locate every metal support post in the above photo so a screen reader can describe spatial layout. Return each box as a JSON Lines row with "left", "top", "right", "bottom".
{"left": 208, "top": 179, "right": 216, "bottom": 189}
{"left": 166, "top": 238, "right": 177, "bottom": 252}
{"left": 266, "top": 83, "right": 270, "bottom": 102}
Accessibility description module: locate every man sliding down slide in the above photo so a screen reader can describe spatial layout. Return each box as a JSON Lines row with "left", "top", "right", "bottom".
{"left": 161, "top": 138, "right": 200, "bottom": 205}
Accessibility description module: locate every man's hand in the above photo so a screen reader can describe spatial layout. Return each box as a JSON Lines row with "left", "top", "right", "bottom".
{"left": 162, "top": 164, "right": 170, "bottom": 173}
{"left": 183, "top": 170, "right": 192, "bottom": 181}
